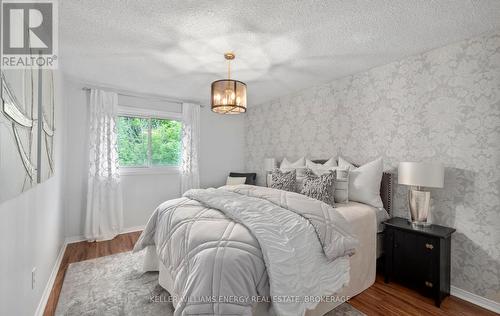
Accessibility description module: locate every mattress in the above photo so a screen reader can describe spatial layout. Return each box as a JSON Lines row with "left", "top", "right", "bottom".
{"left": 266, "top": 173, "right": 390, "bottom": 232}
{"left": 334, "top": 201, "right": 378, "bottom": 296}
{"left": 143, "top": 199, "right": 378, "bottom": 316}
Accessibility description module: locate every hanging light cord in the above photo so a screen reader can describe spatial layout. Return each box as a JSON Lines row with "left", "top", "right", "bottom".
{"left": 227, "top": 58, "right": 231, "bottom": 80}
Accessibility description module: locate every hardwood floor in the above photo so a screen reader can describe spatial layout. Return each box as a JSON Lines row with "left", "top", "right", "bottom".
{"left": 349, "top": 275, "right": 496, "bottom": 316}
{"left": 44, "top": 231, "right": 496, "bottom": 316}
{"left": 43, "top": 231, "right": 141, "bottom": 316}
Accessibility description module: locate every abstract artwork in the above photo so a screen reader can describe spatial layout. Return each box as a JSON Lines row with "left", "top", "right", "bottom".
{"left": 39, "top": 70, "right": 56, "bottom": 182}
{"left": 0, "top": 68, "right": 55, "bottom": 203}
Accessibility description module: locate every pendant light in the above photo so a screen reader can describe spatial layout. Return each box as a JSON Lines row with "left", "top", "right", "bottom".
{"left": 211, "top": 52, "right": 247, "bottom": 114}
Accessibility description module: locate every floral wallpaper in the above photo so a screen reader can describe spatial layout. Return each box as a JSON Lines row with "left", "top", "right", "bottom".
{"left": 245, "top": 31, "right": 500, "bottom": 302}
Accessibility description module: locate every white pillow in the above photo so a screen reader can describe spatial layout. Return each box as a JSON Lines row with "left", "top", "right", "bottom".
{"left": 280, "top": 157, "right": 305, "bottom": 171}
{"left": 333, "top": 168, "right": 349, "bottom": 203}
{"left": 305, "top": 158, "right": 338, "bottom": 176}
{"left": 338, "top": 156, "right": 383, "bottom": 208}
{"left": 226, "top": 176, "right": 247, "bottom": 186}
{"left": 338, "top": 156, "right": 355, "bottom": 170}
{"left": 305, "top": 157, "right": 337, "bottom": 169}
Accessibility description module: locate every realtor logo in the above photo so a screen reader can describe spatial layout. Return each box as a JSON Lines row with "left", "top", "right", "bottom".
{"left": 1, "top": 0, "right": 58, "bottom": 68}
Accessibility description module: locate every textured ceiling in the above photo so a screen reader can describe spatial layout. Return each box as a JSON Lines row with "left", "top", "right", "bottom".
{"left": 60, "top": 0, "right": 500, "bottom": 105}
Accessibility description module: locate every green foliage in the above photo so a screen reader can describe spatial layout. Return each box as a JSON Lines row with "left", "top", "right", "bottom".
{"left": 151, "top": 118, "right": 182, "bottom": 166}
{"left": 117, "top": 117, "right": 148, "bottom": 166}
{"left": 117, "top": 116, "right": 182, "bottom": 167}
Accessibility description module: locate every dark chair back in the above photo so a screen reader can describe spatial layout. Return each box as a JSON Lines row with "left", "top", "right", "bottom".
{"left": 229, "top": 172, "right": 257, "bottom": 185}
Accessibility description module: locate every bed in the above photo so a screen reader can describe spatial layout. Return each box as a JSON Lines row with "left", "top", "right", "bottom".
{"left": 134, "top": 165, "right": 393, "bottom": 316}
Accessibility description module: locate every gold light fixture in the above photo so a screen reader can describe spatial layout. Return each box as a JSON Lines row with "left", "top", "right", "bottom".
{"left": 211, "top": 52, "right": 247, "bottom": 114}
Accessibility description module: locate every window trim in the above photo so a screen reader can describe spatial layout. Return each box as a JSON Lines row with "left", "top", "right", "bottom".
{"left": 117, "top": 106, "right": 182, "bottom": 175}
{"left": 118, "top": 105, "right": 182, "bottom": 120}
{"left": 119, "top": 165, "right": 180, "bottom": 176}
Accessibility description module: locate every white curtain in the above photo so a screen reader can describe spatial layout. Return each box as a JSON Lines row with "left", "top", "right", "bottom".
{"left": 181, "top": 103, "right": 200, "bottom": 193}
{"left": 84, "top": 89, "right": 124, "bottom": 241}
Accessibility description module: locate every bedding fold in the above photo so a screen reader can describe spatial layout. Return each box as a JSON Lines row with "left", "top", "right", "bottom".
{"left": 221, "top": 185, "right": 358, "bottom": 259}
{"left": 134, "top": 184, "right": 358, "bottom": 316}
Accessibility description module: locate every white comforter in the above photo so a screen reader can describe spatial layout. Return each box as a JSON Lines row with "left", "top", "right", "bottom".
{"left": 134, "top": 185, "right": 358, "bottom": 316}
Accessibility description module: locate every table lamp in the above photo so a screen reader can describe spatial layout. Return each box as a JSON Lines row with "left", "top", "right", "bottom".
{"left": 264, "top": 158, "right": 276, "bottom": 187}
{"left": 398, "top": 162, "right": 444, "bottom": 226}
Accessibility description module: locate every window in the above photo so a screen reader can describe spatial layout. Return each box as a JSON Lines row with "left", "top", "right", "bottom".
{"left": 117, "top": 115, "right": 182, "bottom": 169}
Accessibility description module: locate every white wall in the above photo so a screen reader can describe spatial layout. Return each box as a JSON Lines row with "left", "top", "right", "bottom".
{"left": 120, "top": 173, "right": 181, "bottom": 228}
{"left": 62, "top": 80, "right": 89, "bottom": 238}
{"left": 199, "top": 104, "right": 246, "bottom": 188}
{"left": 63, "top": 77, "right": 246, "bottom": 237}
{"left": 0, "top": 71, "right": 66, "bottom": 315}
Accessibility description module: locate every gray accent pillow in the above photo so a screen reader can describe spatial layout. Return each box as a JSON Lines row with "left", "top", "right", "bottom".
{"left": 271, "top": 169, "right": 297, "bottom": 192}
{"left": 300, "top": 168, "right": 336, "bottom": 205}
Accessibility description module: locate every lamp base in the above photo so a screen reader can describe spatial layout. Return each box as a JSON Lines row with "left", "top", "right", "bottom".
{"left": 409, "top": 220, "right": 432, "bottom": 228}
{"left": 408, "top": 188, "right": 431, "bottom": 225}
{"left": 266, "top": 172, "right": 272, "bottom": 187}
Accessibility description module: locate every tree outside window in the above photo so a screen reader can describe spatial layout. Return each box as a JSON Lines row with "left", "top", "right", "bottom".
{"left": 117, "top": 116, "right": 182, "bottom": 167}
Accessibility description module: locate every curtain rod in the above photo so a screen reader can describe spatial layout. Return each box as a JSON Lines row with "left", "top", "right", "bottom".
{"left": 81, "top": 87, "right": 205, "bottom": 107}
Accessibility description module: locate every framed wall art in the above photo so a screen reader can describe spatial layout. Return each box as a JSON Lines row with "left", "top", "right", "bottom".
{"left": 0, "top": 68, "right": 55, "bottom": 203}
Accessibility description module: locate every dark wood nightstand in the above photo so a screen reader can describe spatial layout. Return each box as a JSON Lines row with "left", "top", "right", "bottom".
{"left": 384, "top": 217, "right": 456, "bottom": 307}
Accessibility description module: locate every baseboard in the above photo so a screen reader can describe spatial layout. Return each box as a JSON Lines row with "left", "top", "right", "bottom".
{"left": 64, "top": 225, "right": 145, "bottom": 245}
{"left": 120, "top": 225, "right": 145, "bottom": 234}
{"left": 451, "top": 286, "right": 500, "bottom": 313}
{"left": 64, "top": 234, "right": 86, "bottom": 244}
{"left": 34, "top": 241, "right": 67, "bottom": 316}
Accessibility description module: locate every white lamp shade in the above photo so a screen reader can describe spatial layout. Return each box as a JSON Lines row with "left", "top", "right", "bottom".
{"left": 398, "top": 162, "right": 444, "bottom": 188}
{"left": 264, "top": 158, "right": 276, "bottom": 171}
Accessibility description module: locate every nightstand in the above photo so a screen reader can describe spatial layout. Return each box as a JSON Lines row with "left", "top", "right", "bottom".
{"left": 384, "top": 217, "right": 456, "bottom": 307}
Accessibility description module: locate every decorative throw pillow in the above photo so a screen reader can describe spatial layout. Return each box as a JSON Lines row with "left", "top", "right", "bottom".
{"left": 306, "top": 158, "right": 340, "bottom": 178}
{"left": 333, "top": 168, "right": 349, "bottom": 204}
{"left": 280, "top": 157, "right": 305, "bottom": 171}
{"left": 300, "top": 168, "right": 336, "bottom": 205}
{"left": 338, "top": 156, "right": 383, "bottom": 208}
{"left": 301, "top": 159, "right": 348, "bottom": 204}
{"left": 226, "top": 176, "right": 248, "bottom": 186}
{"left": 271, "top": 169, "right": 297, "bottom": 192}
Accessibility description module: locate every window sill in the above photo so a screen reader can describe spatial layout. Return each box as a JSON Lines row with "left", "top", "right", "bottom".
{"left": 119, "top": 166, "right": 180, "bottom": 176}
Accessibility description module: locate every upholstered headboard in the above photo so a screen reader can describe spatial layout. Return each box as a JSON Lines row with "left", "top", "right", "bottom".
{"left": 312, "top": 160, "right": 394, "bottom": 216}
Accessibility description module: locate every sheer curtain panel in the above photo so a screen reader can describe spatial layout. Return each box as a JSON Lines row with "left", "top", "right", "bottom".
{"left": 181, "top": 103, "right": 200, "bottom": 193}
{"left": 84, "top": 89, "right": 124, "bottom": 241}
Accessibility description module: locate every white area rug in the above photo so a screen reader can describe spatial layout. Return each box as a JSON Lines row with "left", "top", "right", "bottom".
{"left": 56, "top": 251, "right": 365, "bottom": 316}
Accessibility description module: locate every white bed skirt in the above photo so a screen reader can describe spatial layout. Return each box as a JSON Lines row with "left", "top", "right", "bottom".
{"left": 142, "top": 201, "right": 377, "bottom": 316}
